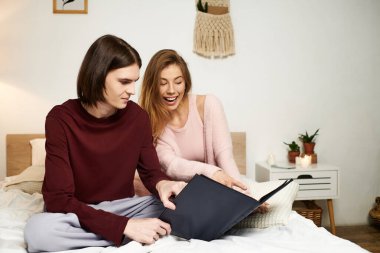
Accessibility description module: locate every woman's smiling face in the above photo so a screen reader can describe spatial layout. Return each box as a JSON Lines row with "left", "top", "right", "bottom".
{"left": 159, "top": 64, "right": 186, "bottom": 111}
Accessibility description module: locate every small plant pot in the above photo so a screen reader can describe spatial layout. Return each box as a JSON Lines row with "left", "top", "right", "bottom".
{"left": 303, "top": 142, "right": 315, "bottom": 155}
{"left": 288, "top": 151, "right": 300, "bottom": 163}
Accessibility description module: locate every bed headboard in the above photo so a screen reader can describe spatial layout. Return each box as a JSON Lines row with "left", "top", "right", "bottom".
{"left": 6, "top": 134, "right": 45, "bottom": 177}
{"left": 231, "top": 132, "right": 246, "bottom": 174}
{"left": 6, "top": 132, "right": 246, "bottom": 176}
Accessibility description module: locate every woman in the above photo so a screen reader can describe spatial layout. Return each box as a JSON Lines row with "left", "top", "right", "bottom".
{"left": 24, "top": 35, "right": 186, "bottom": 252}
{"left": 139, "top": 49, "right": 247, "bottom": 191}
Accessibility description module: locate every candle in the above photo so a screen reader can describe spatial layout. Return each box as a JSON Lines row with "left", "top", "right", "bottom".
{"left": 267, "top": 153, "right": 276, "bottom": 166}
{"left": 300, "top": 155, "right": 312, "bottom": 168}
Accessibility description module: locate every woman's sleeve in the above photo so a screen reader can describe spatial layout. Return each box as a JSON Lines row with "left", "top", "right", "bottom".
{"left": 206, "top": 95, "right": 242, "bottom": 180}
{"left": 156, "top": 130, "right": 221, "bottom": 181}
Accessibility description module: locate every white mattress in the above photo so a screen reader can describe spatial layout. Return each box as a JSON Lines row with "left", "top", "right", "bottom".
{"left": 0, "top": 188, "right": 368, "bottom": 253}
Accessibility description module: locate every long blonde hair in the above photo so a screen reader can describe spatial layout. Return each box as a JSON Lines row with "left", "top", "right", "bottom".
{"left": 140, "top": 49, "right": 192, "bottom": 142}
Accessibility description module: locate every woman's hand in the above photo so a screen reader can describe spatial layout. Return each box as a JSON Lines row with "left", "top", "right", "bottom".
{"left": 156, "top": 180, "right": 187, "bottom": 210}
{"left": 124, "top": 218, "right": 171, "bottom": 245}
{"left": 255, "top": 202, "right": 270, "bottom": 214}
{"left": 211, "top": 170, "right": 248, "bottom": 192}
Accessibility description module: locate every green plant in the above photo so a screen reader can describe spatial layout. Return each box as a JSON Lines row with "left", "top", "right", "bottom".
{"left": 197, "top": 0, "right": 208, "bottom": 13}
{"left": 283, "top": 141, "right": 300, "bottom": 152}
{"left": 299, "top": 129, "right": 319, "bottom": 143}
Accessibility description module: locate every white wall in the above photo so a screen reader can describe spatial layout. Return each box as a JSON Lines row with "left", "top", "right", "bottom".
{"left": 1, "top": 0, "right": 379, "bottom": 226}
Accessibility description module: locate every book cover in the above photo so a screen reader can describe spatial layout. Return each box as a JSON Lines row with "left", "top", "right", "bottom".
{"left": 159, "top": 174, "right": 293, "bottom": 241}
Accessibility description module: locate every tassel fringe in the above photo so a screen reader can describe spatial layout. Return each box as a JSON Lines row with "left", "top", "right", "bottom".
{"left": 193, "top": 10, "right": 235, "bottom": 58}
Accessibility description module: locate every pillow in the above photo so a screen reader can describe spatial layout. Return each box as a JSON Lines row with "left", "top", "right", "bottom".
{"left": 234, "top": 177, "right": 299, "bottom": 229}
{"left": 6, "top": 182, "right": 43, "bottom": 194}
{"left": 3, "top": 165, "right": 45, "bottom": 194}
{"left": 30, "top": 138, "right": 46, "bottom": 166}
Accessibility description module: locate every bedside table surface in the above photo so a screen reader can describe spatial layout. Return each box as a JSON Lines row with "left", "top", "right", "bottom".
{"left": 256, "top": 161, "right": 340, "bottom": 172}
{"left": 255, "top": 161, "right": 340, "bottom": 200}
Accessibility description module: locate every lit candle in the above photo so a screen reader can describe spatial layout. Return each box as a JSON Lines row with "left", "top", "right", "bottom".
{"left": 300, "top": 155, "right": 312, "bottom": 168}
{"left": 295, "top": 156, "right": 301, "bottom": 165}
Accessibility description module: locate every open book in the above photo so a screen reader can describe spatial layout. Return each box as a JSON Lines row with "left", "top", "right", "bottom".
{"left": 159, "top": 174, "right": 293, "bottom": 241}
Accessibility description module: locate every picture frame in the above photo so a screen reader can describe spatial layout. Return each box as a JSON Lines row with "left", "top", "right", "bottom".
{"left": 53, "top": 0, "right": 88, "bottom": 14}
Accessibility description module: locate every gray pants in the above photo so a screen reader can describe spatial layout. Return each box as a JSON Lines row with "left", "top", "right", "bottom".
{"left": 24, "top": 195, "right": 164, "bottom": 252}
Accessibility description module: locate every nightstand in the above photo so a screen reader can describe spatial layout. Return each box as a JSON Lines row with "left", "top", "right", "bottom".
{"left": 255, "top": 161, "right": 340, "bottom": 235}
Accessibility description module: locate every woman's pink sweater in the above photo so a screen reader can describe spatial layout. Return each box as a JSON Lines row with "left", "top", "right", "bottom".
{"left": 156, "top": 94, "right": 242, "bottom": 181}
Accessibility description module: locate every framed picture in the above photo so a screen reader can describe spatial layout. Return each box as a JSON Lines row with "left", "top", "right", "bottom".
{"left": 53, "top": 0, "right": 88, "bottom": 14}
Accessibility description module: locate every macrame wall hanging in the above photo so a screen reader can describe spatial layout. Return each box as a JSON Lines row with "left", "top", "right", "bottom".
{"left": 193, "top": 0, "right": 235, "bottom": 58}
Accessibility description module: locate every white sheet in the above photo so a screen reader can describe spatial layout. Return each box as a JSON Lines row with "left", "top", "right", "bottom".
{"left": 0, "top": 188, "right": 368, "bottom": 253}
{"left": 0, "top": 188, "right": 43, "bottom": 253}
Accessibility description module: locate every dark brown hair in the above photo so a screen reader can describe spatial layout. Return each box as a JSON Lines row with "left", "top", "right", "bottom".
{"left": 77, "top": 34, "right": 141, "bottom": 106}
{"left": 139, "top": 49, "right": 192, "bottom": 142}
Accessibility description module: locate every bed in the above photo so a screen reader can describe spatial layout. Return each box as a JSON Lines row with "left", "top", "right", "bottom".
{"left": 0, "top": 134, "right": 369, "bottom": 253}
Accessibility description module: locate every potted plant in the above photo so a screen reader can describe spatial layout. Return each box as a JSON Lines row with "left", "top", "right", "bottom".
{"left": 197, "top": 0, "right": 208, "bottom": 13}
{"left": 299, "top": 129, "right": 319, "bottom": 155}
{"left": 283, "top": 141, "right": 300, "bottom": 163}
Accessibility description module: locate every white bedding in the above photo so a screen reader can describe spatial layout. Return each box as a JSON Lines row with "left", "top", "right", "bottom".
{"left": 0, "top": 188, "right": 368, "bottom": 253}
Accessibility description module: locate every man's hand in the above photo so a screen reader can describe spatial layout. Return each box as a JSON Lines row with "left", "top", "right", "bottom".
{"left": 124, "top": 218, "right": 171, "bottom": 245}
{"left": 156, "top": 180, "right": 187, "bottom": 210}
{"left": 212, "top": 170, "right": 247, "bottom": 192}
